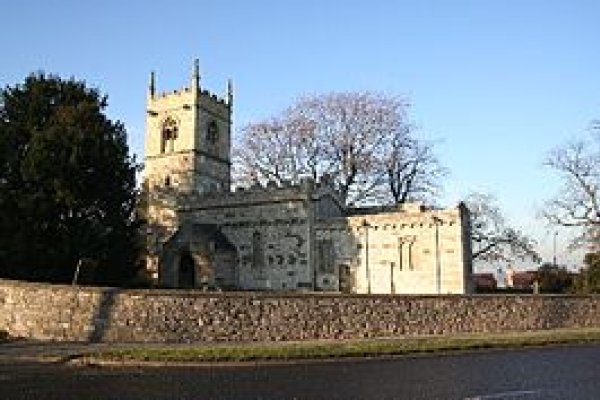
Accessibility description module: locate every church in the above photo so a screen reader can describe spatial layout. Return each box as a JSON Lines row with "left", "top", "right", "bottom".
{"left": 143, "top": 61, "right": 473, "bottom": 294}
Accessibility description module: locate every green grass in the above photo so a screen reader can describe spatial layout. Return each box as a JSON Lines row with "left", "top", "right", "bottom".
{"left": 87, "top": 328, "right": 600, "bottom": 364}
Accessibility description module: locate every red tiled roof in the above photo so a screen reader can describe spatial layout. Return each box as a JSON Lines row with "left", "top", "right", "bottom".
{"left": 473, "top": 273, "right": 497, "bottom": 290}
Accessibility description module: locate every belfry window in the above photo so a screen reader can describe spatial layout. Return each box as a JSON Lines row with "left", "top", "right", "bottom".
{"left": 207, "top": 120, "right": 219, "bottom": 144}
{"left": 161, "top": 117, "right": 178, "bottom": 153}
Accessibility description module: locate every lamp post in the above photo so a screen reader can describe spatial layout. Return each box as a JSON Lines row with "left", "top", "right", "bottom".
{"left": 390, "top": 262, "right": 395, "bottom": 294}
{"left": 553, "top": 231, "right": 558, "bottom": 268}
{"left": 432, "top": 216, "right": 443, "bottom": 294}
{"left": 362, "top": 219, "right": 371, "bottom": 294}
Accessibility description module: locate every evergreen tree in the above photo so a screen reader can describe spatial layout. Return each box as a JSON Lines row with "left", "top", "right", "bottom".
{"left": 535, "top": 263, "right": 573, "bottom": 294}
{"left": 573, "top": 253, "right": 600, "bottom": 294}
{"left": 0, "top": 73, "right": 140, "bottom": 285}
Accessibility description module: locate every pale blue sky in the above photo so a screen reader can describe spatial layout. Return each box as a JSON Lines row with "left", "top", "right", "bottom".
{"left": 2, "top": 0, "right": 599, "bottom": 266}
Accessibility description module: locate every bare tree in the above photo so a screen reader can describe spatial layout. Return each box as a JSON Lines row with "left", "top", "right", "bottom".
{"left": 234, "top": 91, "right": 444, "bottom": 206}
{"left": 466, "top": 193, "right": 540, "bottom": 262}
{"left": 386, "top": 137, "right": 447, "bottom": 204}
{"left": 233, "top": 118, "right": 299, "bottom": 185}
{"left": 543, "top": 133, "right": 600, "bottom": 249}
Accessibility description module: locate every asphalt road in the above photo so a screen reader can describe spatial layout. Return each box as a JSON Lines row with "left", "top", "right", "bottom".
{"left": 1, "top": 344, "right": 599, "bottom": 399}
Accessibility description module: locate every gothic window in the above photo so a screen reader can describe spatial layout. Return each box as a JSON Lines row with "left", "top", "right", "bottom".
{"left": 207, "top": 120, "right": 219, "bottom": 144}
{"left": 161, "top": 117, "right": 178, "bottom": 153}
{"left": 399, "top": 237, "right": 415, "bottom": 271}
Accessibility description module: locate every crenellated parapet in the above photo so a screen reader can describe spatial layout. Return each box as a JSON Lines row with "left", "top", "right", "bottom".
{"left": 147, "top": 58, "right": 232, "bottom": 108}
{"left": 178, "top": 176, "right": 345, "bottom": 212}
{"left": 345, "top": 202, "right": 465, "bottom": 227}
{"left": 148, "top": 88, "right": 229, "bottom": 108}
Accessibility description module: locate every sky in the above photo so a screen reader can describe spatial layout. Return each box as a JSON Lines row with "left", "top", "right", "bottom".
{"left": 2, "top": 0, "right": 599, "bottom": 268}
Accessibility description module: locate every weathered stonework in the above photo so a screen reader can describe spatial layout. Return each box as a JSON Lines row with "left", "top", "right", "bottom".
{"left": 315, "top": 203, "right": 472, "bottom": 294}
{"left": 143, "top": 62, "right": 473, "bottom": 294}
{"left": 1, "top": 279, "right": 599, "bottom": 343}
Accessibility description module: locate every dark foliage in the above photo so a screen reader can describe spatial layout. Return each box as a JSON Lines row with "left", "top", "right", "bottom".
{"left": 0, "top": 73, "right": 140, "bottom": 285}
{"left": 572, "top": 253, "right": 600, "bottom": 294}
{"left": 535, "top": 263, "right": 573, "bottom": 294}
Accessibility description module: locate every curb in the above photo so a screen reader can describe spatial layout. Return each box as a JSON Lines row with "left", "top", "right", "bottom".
{"left": 63, "top": 341, "right": 600, "bottom": 369}
{"left": 3, "top": 330, "right": 600, "bottom": 369}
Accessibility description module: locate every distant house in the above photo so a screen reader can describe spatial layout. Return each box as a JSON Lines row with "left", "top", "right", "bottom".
{"left": 472, "top": 273, "right": 497, "bottom": 292}
{"left": 510, "top": 270, "right": 537, "bottom": 290}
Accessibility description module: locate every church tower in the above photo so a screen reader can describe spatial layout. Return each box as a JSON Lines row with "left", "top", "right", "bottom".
{"left": 143, "top": 60, "right": 233, "bottom": 280}
{"left": 143, "top": 59, "right": 232, "bottom": 197}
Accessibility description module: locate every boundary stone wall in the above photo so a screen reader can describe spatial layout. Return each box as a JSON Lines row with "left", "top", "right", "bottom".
{"left": 0, "top": 279, "right": 599, "bottom": 343}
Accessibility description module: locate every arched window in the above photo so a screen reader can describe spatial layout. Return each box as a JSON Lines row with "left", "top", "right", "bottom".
{"left": 207, "top": 120, "right": 219, "bottom": 144}
{"left": 161, "top": 117, "right": 178, "bottom": 153}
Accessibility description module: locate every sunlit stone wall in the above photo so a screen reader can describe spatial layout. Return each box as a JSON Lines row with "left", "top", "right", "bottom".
{"left": 0, "top": 279, "right": 598, "bottom": 343}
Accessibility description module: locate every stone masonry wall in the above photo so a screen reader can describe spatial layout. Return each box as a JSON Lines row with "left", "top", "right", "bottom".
{"left": 0, "top": 279, "right": 599, "bottom": 343}
{"left": 315, "top": 203, "right": 471, "bottom": 294}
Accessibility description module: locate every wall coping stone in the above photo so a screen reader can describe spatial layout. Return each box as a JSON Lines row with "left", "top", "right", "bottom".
{"left": 1, "top": 278, "right": 598, "bottom": 300}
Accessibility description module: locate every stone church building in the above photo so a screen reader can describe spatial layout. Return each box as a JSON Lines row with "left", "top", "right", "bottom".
{"left": 144, "top": 62, "right": 473, "bottom": 294}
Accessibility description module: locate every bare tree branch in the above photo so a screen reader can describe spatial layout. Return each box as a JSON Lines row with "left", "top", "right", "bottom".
{"left": 386, "top": 137, "right": 447, "bottom": 205}
{"left": 233, "top": 91, "right": 445, "bottom": 207}
{"left": 542, "top": 133, "right": 600, "bottom": 250}
{"left": 466, "top": 193, "right": 540, "bottom": 263}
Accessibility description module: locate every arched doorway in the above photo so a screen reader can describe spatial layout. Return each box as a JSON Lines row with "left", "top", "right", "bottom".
{"left": 159, "top": 223, "right": 239, "bottom": 289}
{"left": 178, "top": 250, "right": 196, "bottom": 288}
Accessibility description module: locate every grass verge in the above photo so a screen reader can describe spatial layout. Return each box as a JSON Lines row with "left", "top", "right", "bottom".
{"left": 86, "top": 328, "right": 600, "bottom": 364}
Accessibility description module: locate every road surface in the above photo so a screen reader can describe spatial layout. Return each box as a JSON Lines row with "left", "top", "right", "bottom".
{"left": 1, "top": 344, "right": 599, "bottom": 399}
